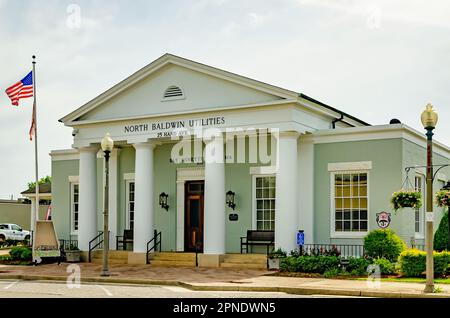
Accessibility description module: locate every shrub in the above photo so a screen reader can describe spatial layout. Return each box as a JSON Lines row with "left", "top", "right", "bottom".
{"left": 372, "top": 257, "right": 395, "bottom": 275}
{"left": 9, "top": 246, "right": 32, "bottom": 260}
{"left": 324, "top": 268, "right": 341, "bottom": 278}
{"left": 0, "top": 255, "right": 12, "bottom": 261}
{"left": 434, "top": 210, "right": 449, "bottom": 252}
{"left": 435, "top": 251, "right": 450, "bottom": 276}
{"left": 364, "top": 229, "right": 406, "bottom": 262}
{"left": 280, "top": 255, "right": 340, "bottom": 274}
{"left": 268, "top": 248, "right": 287, "bottom": 258}
{"left": 398, "top": 249, "right": 450, "bottom": 277}
{"left": 345, "top": 257, "right": 370, "bottom": 276}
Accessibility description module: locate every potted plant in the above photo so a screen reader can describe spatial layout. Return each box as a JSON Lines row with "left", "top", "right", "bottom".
{"left": 267, "top": 248, "right": 286, "bottom": 270}
{"left": 390, "top": 189, "right": 422, "bottom": 212}
{"left": 436, "top": 189, "right": 450, "bottom": 207}
{"left": 65, "top": 244, "right": 81, "bottom": 263}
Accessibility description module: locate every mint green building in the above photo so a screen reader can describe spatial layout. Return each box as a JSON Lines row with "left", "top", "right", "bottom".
{"left": 50, "top": 54, "right": 450, "bottom": 265}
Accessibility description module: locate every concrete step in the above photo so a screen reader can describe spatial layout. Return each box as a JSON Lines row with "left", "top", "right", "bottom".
{"left": 220, "top": 254, "right": 267, "bottom": 269}
{"left": 220, "top": 262, "right": 267, "bottom": 269}
{"left": 222, "top": 254, "right": 267, "bottom": 263}
{"left": 90, "top": 250, "right": 129, "bottom": 259}
{"left": 149, "top": 260, "right": 196, "bottom": 267}
{"left": 91, "top": 258, "right": 128, "bottom": 264}
{"left": 150, "top": 252, "right": 197, "bottom": 262}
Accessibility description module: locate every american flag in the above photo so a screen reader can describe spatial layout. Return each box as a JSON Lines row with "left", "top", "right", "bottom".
{"left": 5, "top": 71, "right": 33, "bottom": 106}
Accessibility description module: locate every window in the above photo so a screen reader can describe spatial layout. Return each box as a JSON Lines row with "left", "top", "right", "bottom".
{"left": 11, "top": 224, "right": 21, "bottom": 231}
{"left": 126, "top": 181, "right": 135, "bottom": 230}
{"left": 415, "top": 175, "right": 424, "bottom": 235}
{"left": 254, "top": 176, "right": 276, "bottom": 230}
{"left": 333, "top": 172, "right": 368, "bottom": 234}
{"left": 70, "top": 183, "right": 79, "bottom": 233}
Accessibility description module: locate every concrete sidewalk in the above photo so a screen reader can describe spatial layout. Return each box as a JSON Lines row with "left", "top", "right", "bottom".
{"left": 0, "top": 263, "right": 449, "bottom": 298}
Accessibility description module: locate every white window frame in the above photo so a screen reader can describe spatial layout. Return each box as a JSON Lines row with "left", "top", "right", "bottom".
{"left": 251, "top": 174, "right": 276, "bottom": 230}
{"left": 414, "top": 174, "right": 425, "bottom": 239}
{"left": 330, "top": 170, "right": 370, "bottom": 238}
{"left": 125, "top": 179, "right": 135, "bottom": 230}
{"left": 70, "top": 182, "right": 79, "bottom": 235}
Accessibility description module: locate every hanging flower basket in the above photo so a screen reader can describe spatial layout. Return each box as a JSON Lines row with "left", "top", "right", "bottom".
{"left": 435, "top": 190, "right": 450, "bottom": 207}
{"left": 391, "top": 189, "right": 422, "bottom": 211}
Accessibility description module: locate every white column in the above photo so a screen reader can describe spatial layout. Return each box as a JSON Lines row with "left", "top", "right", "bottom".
{"left": 78, "top": 147, "right": 98, "bottom": 251}
{"left": 108, "top": 148, "right": 120, "bottom": 250}
{"left": 30, "top": 198, "right": 36, "bottom": 233}
{"left": 203, "top": 135, "right": 226, "bottom": 255}
{"left": 298, "top": 136, "right": 314, "bottom": 244}
{"left": 176, "top": 180, "right": 185, "bottom": 252}
{"left": 275, "top": 132, "right": 299, "bottom": 252}
{"left": 133, "top": 142, "right": 155, "bottom": 253}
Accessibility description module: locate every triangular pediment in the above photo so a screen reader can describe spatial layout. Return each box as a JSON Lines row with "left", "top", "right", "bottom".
{"left": 61, "top": 54, "right": 298, "bottom": 124}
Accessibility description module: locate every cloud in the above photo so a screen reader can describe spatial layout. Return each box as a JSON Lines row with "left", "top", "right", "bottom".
{"left": 0, "top": 0, "right": 450, "bottom": 198}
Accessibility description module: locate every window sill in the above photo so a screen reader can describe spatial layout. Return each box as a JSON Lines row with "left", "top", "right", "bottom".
{"left": 70, "top": 231, "right": 79, "bottom": 236}
{"left": 330, "top": 232, "right": 367, "bottom": 239}
{"left": 414, "top": 234, "right": 424, "bottom": 240}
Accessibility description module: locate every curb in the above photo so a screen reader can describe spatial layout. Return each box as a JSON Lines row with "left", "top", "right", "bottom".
{"left": 1, "top": 274, "right": 450, "bottom": 298}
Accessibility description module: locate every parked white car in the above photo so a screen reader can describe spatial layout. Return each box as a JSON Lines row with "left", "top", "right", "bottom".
{"left": 0, "top": 223, "right": 31, "bottom": 242}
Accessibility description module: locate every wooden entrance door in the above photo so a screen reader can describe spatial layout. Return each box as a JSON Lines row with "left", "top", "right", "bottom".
{"left": 184, "top": 181, "right": 204, "bottom": 252}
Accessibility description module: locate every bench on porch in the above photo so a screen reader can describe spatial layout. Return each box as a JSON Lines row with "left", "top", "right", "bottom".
{"left": 116, "top": 229, "right": 133, "bottom": 250}
{"left": 240, "top": 230, "right": 274, "bottom": 254}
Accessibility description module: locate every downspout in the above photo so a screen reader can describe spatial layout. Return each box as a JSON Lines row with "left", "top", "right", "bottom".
{"left": 331, "top": 113, "right": 344, "bottom": 129}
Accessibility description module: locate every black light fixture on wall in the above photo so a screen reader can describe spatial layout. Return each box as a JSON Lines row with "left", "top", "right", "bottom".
{"left": 159, "top": 192, "right": 169, "bottom": 211}
{"left": 226, "top": 190, "right": 236, "bottom": 210}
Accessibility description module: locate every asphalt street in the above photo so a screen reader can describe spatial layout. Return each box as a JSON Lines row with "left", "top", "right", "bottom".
{"left": 0, "top": 279, "right": 350, "bottom": 298}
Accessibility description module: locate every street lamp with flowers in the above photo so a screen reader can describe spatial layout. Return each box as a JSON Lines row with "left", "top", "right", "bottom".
{"left": 421, "top": 103, "right": 438, "bottom": 293}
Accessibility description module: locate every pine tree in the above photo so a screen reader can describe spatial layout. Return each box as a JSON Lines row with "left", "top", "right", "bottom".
{"left": 434, "top": 210, "right": 449, "bottom": 251}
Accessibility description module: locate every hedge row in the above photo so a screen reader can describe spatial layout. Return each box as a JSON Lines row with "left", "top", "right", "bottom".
{"left": 398, "top": 249, "right": 450, "bottom": 277}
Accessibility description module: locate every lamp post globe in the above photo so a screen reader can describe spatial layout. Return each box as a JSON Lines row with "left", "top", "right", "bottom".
{"left": 421, "top": 103, "right": 438, "bottom": 129}
{"left": 422, "top": 104, "right": 437, "bottom": 293}
{"left": 101, "top": 133, "right": 114, "bottom": 277}
{"left": 101, "top": 133, "right": 114, "bottom": 152}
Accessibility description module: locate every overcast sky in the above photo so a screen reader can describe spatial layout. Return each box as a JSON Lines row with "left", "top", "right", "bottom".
{"left": 0, "top": 0, "right": 449, "bottom": 199}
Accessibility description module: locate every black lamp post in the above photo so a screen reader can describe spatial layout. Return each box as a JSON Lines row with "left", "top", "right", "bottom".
{"left": 441, "top": 181, "right": 450, "bottom": 251}
{"left": 100, "top": 133, "right": 114, "bottom": 277}
{"left": 421, "top": 103, "right": 438, "bottom": 293}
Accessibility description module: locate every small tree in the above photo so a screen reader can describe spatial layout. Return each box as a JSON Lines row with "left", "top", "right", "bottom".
{"left": 364, "top": 229, "right": 406, "bottom": 262}
{"left": 27, "top": 176, "right": 51, "bottom": 190}
{"left": 434, "top": 210, "right": 449, "bottom": 251}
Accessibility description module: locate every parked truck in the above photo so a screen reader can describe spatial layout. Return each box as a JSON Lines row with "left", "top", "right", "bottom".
{"left": 0, "top": 223, "right": 31, "bottom": 242}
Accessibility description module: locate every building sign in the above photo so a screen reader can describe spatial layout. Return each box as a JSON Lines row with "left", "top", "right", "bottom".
{"left": 297, "top": 230, "right": 304, "bottom": 246}
{"left": 123, "top": 116, "right": 226, "bottom": 138}
{"left": 376, "top": 211, "right": 391, "bottom": 229}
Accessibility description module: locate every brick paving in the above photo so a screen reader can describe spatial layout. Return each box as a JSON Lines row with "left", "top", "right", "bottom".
{"left": 0, "top": 263, "right": 268, "bottom": 283}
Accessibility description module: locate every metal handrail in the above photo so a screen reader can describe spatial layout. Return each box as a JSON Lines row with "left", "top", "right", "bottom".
{"left": 146, "top": 230, "right": 162, "bottom": 264}
{"left": 88, "top": 231, "right": 104, "bottom": 263}
{"left": 59, "top": 239, "right": 78, "bottom": 251}
{"left": 302, "top": 243, "right": 365, "bottom": 258}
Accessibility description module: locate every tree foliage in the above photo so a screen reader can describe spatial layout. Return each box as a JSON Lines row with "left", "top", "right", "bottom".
{"left": 434, "top": 210, "right": 449, "bottom": 251}
{"left": 27, "top": 175, "right": 51, "bottom": 190}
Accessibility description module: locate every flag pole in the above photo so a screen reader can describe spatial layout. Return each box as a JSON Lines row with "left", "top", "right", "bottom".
{"left": 32, "top": 55, "right": 39, "bottom": 260}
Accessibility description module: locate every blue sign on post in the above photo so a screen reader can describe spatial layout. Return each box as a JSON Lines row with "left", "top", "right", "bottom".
{"left": 297, "top": 230, "right": 304, "bottom": 246}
